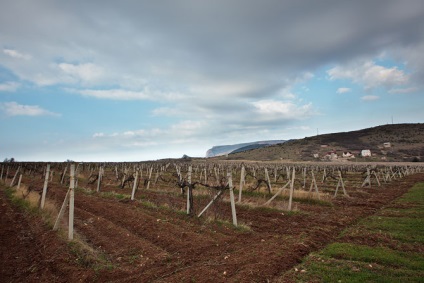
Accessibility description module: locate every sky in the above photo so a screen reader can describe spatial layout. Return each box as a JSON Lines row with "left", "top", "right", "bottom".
{"left": 1, "top": 0, "right": 424, "bottom": 162}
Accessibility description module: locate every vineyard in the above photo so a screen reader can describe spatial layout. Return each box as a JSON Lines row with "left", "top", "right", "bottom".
{"left": 1, "top": 161, "right": 424, "bottom": 282}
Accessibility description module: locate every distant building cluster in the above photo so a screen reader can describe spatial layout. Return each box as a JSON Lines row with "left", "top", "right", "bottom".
{"left": 313, "top": 141, "right": 393, "bottom": 161}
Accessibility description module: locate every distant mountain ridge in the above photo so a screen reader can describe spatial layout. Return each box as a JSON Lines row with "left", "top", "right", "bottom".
{"left": 206, "top": 140, "right": 286, "bottom": 157}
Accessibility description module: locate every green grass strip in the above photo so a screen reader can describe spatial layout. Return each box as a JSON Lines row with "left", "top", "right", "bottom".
{"left": 287, "top": 181, "right": 424, "bottom": 283}
{"left": 322, "top": 242, "right": 424, "bottom": 270}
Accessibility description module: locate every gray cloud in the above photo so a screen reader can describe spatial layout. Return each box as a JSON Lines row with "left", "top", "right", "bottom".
{"left": 2, "top": 0, "right": 423, "bottom": 88}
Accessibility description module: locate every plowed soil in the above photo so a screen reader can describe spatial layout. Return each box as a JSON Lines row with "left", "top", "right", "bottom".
{"left": 1, "top": 172, "right": 423, "bottom": 282}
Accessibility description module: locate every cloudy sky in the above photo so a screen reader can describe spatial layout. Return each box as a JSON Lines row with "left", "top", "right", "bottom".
{"left": 1, "top": 0, "right": 423, "bottom": 161}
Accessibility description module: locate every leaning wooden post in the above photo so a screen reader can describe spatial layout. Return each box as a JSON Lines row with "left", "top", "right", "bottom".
{"left": 264, "top": 180, "right": 291, "bottom": 205}
{"left": 238, "top": 165, "right": 245, "bottom": 203}
{"left": 228, "top": 172, "right": 237, "bottom": 226}
{"left": 308, "top": 170, "right": 320, "bottom": 200}
{"left": 121, "top": 167, "right": 128, "bottom": 187}
{"left": 17, "top": 173, "right": 23, "bottom": 189}
{"left": 68, "top": 164, "right": 75, "bottom": 240}
{"left": 287, "top": 168, "right": 296, "bottom": 211}
{"left": 60, "top": 164, "right": 68, "bottom": 184}
{"left": 198, "top": 190, "right": 223, "bottom": 218}
{"left": 9, "top": 166, "right": 20, "bottom": 187}
{"left": 53, "top": 189, "right": 70, "bottom": 231}
{"left": 40, "top": 164, "right": 51, "bottom": 209}
{"left": 334, "top": 170, "right": 348, "bottom": 197}
{"left": 131, "top": 169, "right": 139, "bottom": 200}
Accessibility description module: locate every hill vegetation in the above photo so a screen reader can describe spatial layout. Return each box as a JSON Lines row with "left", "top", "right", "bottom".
{"left": 215, "top": 123, "right": 424, "bottom": 162}
{"left": 206, "top": 140, "right": 286, "bottom": 157}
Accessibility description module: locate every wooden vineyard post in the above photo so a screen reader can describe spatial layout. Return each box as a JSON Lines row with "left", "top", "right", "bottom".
{"left": 186, "top": 166, "right": 193, "bottom": 215}
{"left": 146, "top": 167, "right": 153, "bottom": 190}
{"left": 53, "top": 189, "right": 70, "bottom": 231}
{"left": 121, "top": 167, "right": 128, "bottom": 188}
{"left": 0, "top": 164, "right": 4, "bottom": 181}
{"left": 198, "top": 190, "right": 223, "bottom": 218}
{"left": 238, "top": 165, "right": 245, "bottom": 203}
{"left": 75, "top": 163, "right": 80, "bottom": 188}
{"left": 17, "top": 173, "right": 23, "bottom": 189}
{"left": 131, "top": 169, "right": 139, "bottom": 200}
{"left": 264, "top": 180, "right": 291, "bottom": 205}
{"left": 60, "top": 164, "right": 68, "bottom": 184}
{"left": 53, "top": 164, "right": 75, "bottom": 239}
{"left": 9, "top": 166, "right": 20, "bottom": 187}
{"left": 265, "top": 168, "right": 272, "bottom": 193}
{"left": 373, "top": 171, "right": 381, "bottom": 187}
{"left": 361, "top": 168, "right": 371, "bottom": 188}
{"left": 214, "top": 167, "right": 219, "bottom": 185}
{"left": 68, "top": 164, "right": 75, "bottom": 240}
{"left": 308, "top": 170, "right": 320, "bottom": 200}
{"left": 274, "top": 166, "right": 278, "bottom": 183}
{"left": 40, "top": 164, "right": 51, "bottom": 209}
{"left": 334, "top": 170, "right": 348, "bottom": 197}
{"left": 228, "top": 172, "right": 237, "bottom": 226}
{"left": 322, "top": 168, "right": 327, "bottom": 183}
{"left": 96, "top": 166, "right": 103, "bottom": 192}
{"left": 287, "top": 168, "right": 296, "bottom": 211}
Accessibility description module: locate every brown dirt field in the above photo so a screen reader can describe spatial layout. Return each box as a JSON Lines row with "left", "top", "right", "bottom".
{"left": 1, "top": 171, "right": 423, "bottom": 282}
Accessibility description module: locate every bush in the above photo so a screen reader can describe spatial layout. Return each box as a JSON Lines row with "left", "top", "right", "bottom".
{"left": 412, "top": 157, "right": 421, "bottom": 162}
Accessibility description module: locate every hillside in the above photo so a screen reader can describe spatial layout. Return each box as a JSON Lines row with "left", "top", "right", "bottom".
{"left": 216, "top": 123, "right": 424, "bottom": 162}
{"left": 206, "top": 140, "right": 286, "bottom": 157}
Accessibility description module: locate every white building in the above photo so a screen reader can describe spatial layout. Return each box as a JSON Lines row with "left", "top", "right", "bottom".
{"left": 361, "top": 149, "right": 372, "bottom": 157}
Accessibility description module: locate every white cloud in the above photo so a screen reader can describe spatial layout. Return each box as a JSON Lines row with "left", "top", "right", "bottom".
{"left": 0, "top": 101, "right": 60, "bottom": 116}
{"left": 3, "top": 49, "right": 31, "bottom": 60}
{"left": 328, "top": 61, "right": 409, "bottom": 89}
{"left": 57, "top": 63, "right": 104, "bottom": 83}
{"left": 189, "top": 81, "right": 258, "bottom": 97}
{"left": 0, "top": 82, "right": 20, "bottom": 92}
{"left": 252, "top": 100, "right": 313, "bottom": 119}
{"left": 69, "top": 87, "right": 185, "bottom": 101}
{"left": 89, "top": 120, "right": 207, "bottom": 151}
{"left": 336, "top": 87, "right": 351, "bottom": 94}
{"left": 277, "top": 87, "right": 296, "bottom": 99}
{"left": 75, "top": 89, "right": 150, "bottom": 100}
{"left": 388, "top": 87, "right": 418, "bottom": 94}
{"left": 361, "top": 95, "right": 379, "bottom": 101}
